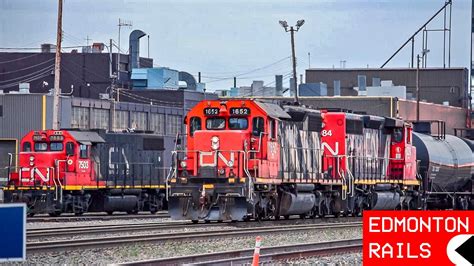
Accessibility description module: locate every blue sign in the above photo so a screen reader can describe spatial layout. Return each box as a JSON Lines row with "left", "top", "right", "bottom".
{"left": 0, "top": 203, "right": 26, "bottom": 261}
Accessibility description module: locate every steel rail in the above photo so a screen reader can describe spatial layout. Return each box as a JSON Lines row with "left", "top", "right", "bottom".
{"left": 27, "top": 212, "right": 170, "bottom": 223}
{"left": 27, "top": 222, "right": 362, "bottom": 252}
{"left": 120, "top": 238, "right": 362, "bottom": 265}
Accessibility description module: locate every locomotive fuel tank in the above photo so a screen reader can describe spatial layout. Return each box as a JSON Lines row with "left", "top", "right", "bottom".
{"left": 412, "top": 132, "right": 473, "bottom": 193}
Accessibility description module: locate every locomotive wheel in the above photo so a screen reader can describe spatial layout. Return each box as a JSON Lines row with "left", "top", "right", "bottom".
{"left": 191, "top": 220, "right": 199, "bottom": 224}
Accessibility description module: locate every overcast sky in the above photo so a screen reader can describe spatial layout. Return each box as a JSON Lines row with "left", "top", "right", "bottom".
{"left": 0, "top": 0, "right": 471, "bottom": 91}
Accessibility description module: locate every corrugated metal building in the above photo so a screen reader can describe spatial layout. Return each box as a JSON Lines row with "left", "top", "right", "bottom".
{"left": 0, "top": 89, "right": 217, "bottom": 174}
{"left": 305, "top": 68, "right": 469, "bottom": 108}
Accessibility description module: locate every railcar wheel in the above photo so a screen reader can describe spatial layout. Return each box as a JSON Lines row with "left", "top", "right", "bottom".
{"left": 107, "top": 211, "right": 114, "bottom": 215}
{"left": 192, "top": 220, "right": 199, "bottom": 224}
{"left": 74, "top": 212, "right": 84, "bottom": 216}
{"left": 127, "top": 210, "right": 138, "bottom": 215}
{"left": 284, "top": 215, "right": 290, "bottom": 220}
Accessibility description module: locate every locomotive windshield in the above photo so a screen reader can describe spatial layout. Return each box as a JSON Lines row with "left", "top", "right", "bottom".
{"left": 206, "top": 118, "right": 225, "bottom": 130}
{"left": 50, "top": 142, "right": 64, "bottom": 151}
{"left": 34, "top": 142, "right": 48, "bottom": 151}
{"left": 229, "top": 118, "right": 248, "bottom": 130}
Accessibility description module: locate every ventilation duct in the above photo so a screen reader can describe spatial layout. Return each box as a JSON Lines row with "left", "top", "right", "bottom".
{"left": 129, "top": 29, "right": 146, "bottom": 70}
{"left": 178, "top": 71, "right": 197, "bottom": 91}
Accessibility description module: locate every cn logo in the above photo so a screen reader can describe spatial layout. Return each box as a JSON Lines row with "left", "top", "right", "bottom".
{"left": 447, "top": 234, "right": 474, "bottom": 265}
{"left": 321, "top": 142, "right": 339, "bottom": 156}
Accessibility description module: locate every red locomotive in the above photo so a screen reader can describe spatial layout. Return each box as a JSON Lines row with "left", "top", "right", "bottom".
{"left": 4, "top": 130, "right": 167, "bottom": 216}
{"left": 168, "top": 99, "right": 473, "bottom": 222}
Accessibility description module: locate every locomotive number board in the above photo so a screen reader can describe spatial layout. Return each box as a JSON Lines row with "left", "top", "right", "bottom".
{"left": 204, "top": 108, "right": 220, "bottom": 116}
{"left": 230, "top": 108, "right": 250, "bottom": 116}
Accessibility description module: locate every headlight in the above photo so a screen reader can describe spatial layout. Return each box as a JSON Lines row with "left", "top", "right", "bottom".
{"left": 29, "top": 156, "right": 35, "bottom": 162}
{"left": 180, "top": 161, "right": 187, "bottom": 168}
{"left": 228, "top": 160, "right": 234, "bottom": 167}
{"left": 211, "top": 136, "right": 220, "bottom": 150}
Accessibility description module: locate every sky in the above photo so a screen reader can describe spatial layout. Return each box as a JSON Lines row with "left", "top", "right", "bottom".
{"left": 0, "top": 0, "right": 471, "bottom": 91}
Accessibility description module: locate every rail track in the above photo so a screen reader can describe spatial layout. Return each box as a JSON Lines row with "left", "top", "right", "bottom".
{"left": 120, "top": 238, "right": 362, "bottom": 265}
{"left": 27, "top": 221, "right": 362, "bottom": 253}
{"left": 27, "top": 212, "right": 170, "bottom": 222}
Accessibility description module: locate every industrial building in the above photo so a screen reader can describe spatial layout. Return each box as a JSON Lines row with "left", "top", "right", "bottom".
{"left": 242, "top": 96, "right": 468, "bottom": 135}
{"left": 305, "top": 68, "right": 469, "bottom": 108}
{"left": 0, "top": 89, "right": 216, "bottom": 179}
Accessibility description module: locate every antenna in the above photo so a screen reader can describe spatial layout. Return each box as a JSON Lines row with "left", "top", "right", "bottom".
{"left": 117, "top": 18, "right": 132, "bottom": 83}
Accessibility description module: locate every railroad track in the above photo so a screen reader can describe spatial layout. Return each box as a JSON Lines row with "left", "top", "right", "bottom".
{"left": 27, "top": 212, "right": 170, "bottom": 222}
{"left": 120, "top": 238, "right": 362, "bottom": 265}
{"left": 27, "top": 221, "right": 225, "bottom": 239}
{"left": 27, "top": 221, "right": 362, "bottom": 253}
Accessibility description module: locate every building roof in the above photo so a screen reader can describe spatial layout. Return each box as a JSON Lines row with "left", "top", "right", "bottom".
{"left": 306, "top": 67, "right": 467, "bottom": 71}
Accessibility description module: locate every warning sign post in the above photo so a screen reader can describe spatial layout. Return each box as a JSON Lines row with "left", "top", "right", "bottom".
{"left": 363, "top": 211, "right": 474, "bottom": 265}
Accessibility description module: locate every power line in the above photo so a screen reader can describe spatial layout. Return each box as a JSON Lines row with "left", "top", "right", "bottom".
{"left": 0, "top": 58, "right": 55, "bottom": 75}
{"left": 0, "top": 64, "right": 54, "bottom": 84}
{"left": 0, "top": 53, "right": 41, "bottom": 64}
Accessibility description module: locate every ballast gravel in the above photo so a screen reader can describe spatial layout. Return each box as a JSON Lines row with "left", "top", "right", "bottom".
{"left": 23, "top": 225, "right": 362, "bottom": 265}
{"left": 282, "top": 252, "right": 363, "bottom": 265}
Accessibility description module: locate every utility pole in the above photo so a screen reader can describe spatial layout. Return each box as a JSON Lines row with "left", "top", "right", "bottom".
{"left": 416, "top": 54, "right": 421, "bottom": 122}
{"left": 308, "top": 52, "right": 311, "bottom": 69}
{"left": 52, "top": 0, "right": 63, "bottom": 130}
{"left": 279, "top": 19, "right": 305, "bottom": 104}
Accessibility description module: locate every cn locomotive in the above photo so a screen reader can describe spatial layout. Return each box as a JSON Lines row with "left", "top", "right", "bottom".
{"left": 4, "top": 130, "right": 168, "bottom": 216}
{"left": 168, "top": 99, "right": 474, "bottom": 222}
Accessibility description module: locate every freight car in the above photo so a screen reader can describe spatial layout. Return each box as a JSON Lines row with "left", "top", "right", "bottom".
{"left": 3, "top": 130, "right": 168, "bottom": 216}
{"left": 167, "top": 99, "right": 473, "bottom": 222}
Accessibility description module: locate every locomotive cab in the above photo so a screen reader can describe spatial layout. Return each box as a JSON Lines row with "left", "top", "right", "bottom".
{"left": 169, "top": 100, "right": 289, "bottom": 221}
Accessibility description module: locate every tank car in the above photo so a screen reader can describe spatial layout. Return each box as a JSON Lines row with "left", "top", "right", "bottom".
{"left": 4, "top": 130, "right": 167, "bottom": 216}
{"left": 412, "top": 122, "right": 474, "bottom": 210}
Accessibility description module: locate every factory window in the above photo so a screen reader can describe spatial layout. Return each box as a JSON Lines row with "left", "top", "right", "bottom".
{"left": 114, "top": 110, "right": 129, "bottom": 132}
{"left": 71, "top": 107, "right": 90, "bottom": 129}
{"left": 131, "top": 112, "right": 147, "bottom": 130}
{"left": 167, "top": 115, "right": 182, "bottom": 136}
{"left": 91, "top": 108, "right": 109, "bottom": 130}
{"left": 150, "top": 113, "right": 165, "bottom": 135}
{"left": 23, "top": 142, "right": 31, "bottom": 152}
{"left": 190, "top": 117, "right": 202, "bottom": 136}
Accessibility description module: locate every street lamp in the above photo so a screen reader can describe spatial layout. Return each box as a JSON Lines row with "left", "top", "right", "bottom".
{"left": 279, "top": 19, "right": 305, "bottom": 104}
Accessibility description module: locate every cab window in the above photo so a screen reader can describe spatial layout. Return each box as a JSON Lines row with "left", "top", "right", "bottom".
{"left": 252, "top": 117, "right": 264, "bottom": 137}
{"left": 50, "top": 142, "right": 64, "bottom": 151}
{"left": 269, "top": 119, "right": 276, "bottom": 139}
{"left": 206, "top": 118, "right": 225, "bottom": 130}
{"left": 190, "top": 117, "right": 202, "bottom": 136}
{"left": 79, "top": 144, "right": 88, "bottom": 158}
{"left": 229, "top": 118, "right": 248, "bottom": 130}
{"left": 392, "top": 128, "right": 403, "bottom": 143}
{"left": 34, "top": 142, "right": 48, "bottom": 151}
{"left": 66, "top": 142, "right": 75, "bottom": 156}
{"left": 23, "top": 142, "right": 31, "bottom": 152}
